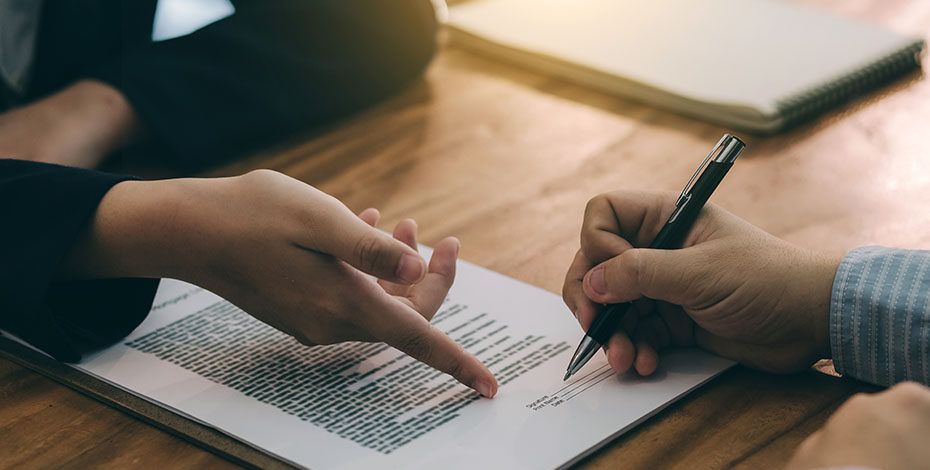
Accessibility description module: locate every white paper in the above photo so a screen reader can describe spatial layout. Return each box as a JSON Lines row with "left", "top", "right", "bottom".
{"left": 71, "top": 252, "right": 733, "bottom": 469}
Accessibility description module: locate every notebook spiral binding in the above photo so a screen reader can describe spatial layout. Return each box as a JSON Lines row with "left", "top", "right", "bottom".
{"left": 776, "top": 39, "right": 926, "bottom": 129}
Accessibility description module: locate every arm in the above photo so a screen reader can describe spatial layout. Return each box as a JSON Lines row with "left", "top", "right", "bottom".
{"left": 61, "top": 168, "right": 498, "bottom": 397}
{"left": 0, "top": 160, "right": 496, "bottom": 397}
{"left": 563, "top": 190, "right": 930, "bottom": 387}
{"left": 564, "top": 190, "right": 930, "bottom": 469}
{"left": 562, "top": 190, "right": 837, "bottom": 376}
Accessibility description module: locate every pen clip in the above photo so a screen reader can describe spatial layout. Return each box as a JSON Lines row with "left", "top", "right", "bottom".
{"left": 676, "top": 134, "right": 729, "bottom": 206}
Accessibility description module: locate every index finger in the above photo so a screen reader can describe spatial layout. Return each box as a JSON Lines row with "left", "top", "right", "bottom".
{"left": 362, "top": 290, "right": 498, "bottom": 398}
{"left": 581, "top": 191, "right": 678, "bottom": 264}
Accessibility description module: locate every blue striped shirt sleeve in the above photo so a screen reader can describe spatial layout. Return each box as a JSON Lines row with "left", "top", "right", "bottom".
{"left": 831, "top": 246, "right": 930, "bottom": 386}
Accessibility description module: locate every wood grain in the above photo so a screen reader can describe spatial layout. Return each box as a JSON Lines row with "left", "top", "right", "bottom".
{"left": 1, "top": 0, "right": 926, "bottom": 468}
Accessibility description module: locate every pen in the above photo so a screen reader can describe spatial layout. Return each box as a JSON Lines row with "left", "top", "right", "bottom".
{"left": 563, "top": 134, "right": 746, "bottom": 381}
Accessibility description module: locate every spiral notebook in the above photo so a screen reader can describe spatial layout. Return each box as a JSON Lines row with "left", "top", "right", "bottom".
{"left": 446, "top": 0, "right": 925, "bottom": 133}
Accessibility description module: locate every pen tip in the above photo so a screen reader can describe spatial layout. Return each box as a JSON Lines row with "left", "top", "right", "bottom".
{"left": 563, "top": 371, "right": 571, "bottom": 381}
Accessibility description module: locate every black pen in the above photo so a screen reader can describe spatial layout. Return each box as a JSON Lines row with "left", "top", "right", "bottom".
{"left": 563, "top": 134, "right": 746, "bottom": 381}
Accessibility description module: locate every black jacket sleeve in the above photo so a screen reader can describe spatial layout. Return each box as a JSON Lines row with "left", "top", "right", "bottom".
{"left": 0, "top": 159, "right": 158, "bottom": 361}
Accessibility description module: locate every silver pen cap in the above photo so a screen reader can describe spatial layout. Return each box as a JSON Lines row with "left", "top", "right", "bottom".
{"left": 676, "top": 134, "right": 745, "bottom": 206}
{"left": 713, "top": 134, "right": 745, "bottom": 163}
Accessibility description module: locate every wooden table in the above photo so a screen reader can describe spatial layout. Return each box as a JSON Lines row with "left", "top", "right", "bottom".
{"left": 2, "top": 0, "right": 927, "bottom": 467}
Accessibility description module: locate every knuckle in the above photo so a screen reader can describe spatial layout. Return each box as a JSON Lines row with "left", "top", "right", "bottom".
{"left": 430, "top": 262, "right": 454, "bottom": 286}
{"left": 583, "top": 195, "right": 603, "bottom": 215}
{"left": 583, "top": 194, "right": 611, "bottom": 220}
{"left": 583, "top": 195, "right": 612, "bottom": 225}
{"left": 353, "top": 232, "right": 387, "bottom": 274}
{"left": 444, "top": 358, "right": 466, "bottom": 381}
{"left": 579, "top": 231, "right": 600, "bottom": 257}
{"left": 394, "top": 329, "right": 435, "bottom": 364}
{"left": 620, "top": 249, "right": 647, "bottom": 290}
{"left": 237, "top": 169, "right": 293, "bottom": 201}
{"left": 241, "top": 168, "right": 281, "bottom": 186}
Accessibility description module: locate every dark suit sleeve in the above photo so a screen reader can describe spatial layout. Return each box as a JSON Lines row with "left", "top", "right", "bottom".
{"left": 89, "top": 0, "right": 438, "bottom": 170}
{"left": 0, "top": 159, "right": 158, "bottom": 362}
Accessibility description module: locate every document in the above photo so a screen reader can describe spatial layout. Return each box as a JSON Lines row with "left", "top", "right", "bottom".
{"left": 71, "top": 249, "right": 733, "bottom": 469}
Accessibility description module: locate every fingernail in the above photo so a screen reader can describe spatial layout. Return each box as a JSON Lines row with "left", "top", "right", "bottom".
{"left": 471, "top": 379, "right": 494, "bottom": 398}
{"left": 588, "top": 266, "right": 607, "bottom": 296}
{"left": 396, "top": 253, "right": 425, "bottom": 283}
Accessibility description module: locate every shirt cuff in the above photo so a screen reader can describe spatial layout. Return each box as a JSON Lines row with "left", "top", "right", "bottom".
{"left": 831, "top": 246, "right": 930, "bottom": 386}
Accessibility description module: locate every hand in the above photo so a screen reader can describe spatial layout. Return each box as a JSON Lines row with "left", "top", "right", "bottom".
{"left": 64, "top": 169, "right": 498, "bottom": 397}
{"left": 562, "top": 190, "right": 839, "bottom": 376}
{"left": 787, "top": 382, "right": 930, "bottom": 470}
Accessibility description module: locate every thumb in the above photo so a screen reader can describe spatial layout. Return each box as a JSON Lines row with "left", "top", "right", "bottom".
{"left": 582, "top": 247, "right": 709, "bottom": 305}
{"left": 306, "top": 206, "right": 427, "bottom": 284}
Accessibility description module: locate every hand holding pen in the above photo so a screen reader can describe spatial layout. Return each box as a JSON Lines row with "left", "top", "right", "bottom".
{"left": 562, "top": 135, "right": 839, "bottom": 378}
{"left": 563, "top": 135, "right": 745, "bottom": 380}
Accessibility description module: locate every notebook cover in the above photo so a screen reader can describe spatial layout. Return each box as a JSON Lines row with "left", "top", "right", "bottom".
{"left": 447, "top": 0, "right": 925, "bottom": 133}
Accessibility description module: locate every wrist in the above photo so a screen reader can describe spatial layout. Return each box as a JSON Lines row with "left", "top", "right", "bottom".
{"left": 62, "top": 178, "right": 198, "bottom": 280}
{"left": 809, "top": 251, "right": 842, "bottom": 360}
